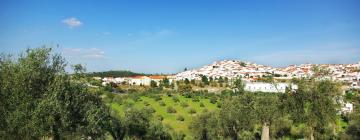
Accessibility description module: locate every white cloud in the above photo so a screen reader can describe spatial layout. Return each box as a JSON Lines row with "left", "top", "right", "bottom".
{"left": 62, "top": 48, "right": 106, "bottom": 59}
{"left": 62, "top": 17, "right": 82, "bottom": 28}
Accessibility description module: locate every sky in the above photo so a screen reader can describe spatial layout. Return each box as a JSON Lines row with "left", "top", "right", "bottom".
{"left": 0, "top": 0, "right": 359, "bottom": 74}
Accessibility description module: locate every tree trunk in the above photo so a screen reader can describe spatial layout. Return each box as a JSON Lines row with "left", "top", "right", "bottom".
{"left": 309, "top": 127, "right": 314, "bottom": 140}
{"left": 261, "top": 122, "right": 270, "bottom": 140}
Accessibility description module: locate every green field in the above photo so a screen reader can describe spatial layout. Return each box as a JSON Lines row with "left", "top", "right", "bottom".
{"left": 110, "top": 94, "right": 219, "bottom": 139}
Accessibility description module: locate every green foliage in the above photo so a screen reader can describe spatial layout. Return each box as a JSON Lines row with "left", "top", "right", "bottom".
{"left": 190, "top": 112, "right": 221, "bottom": 140}
{"left": 219, "top": 94, "right": 256, "bottom": 139}
{"left": 0, "top": 47, "right": 112, "bottom": 139}
{"left": 159, "top": 101, "right": 166, "bottom": 106}
{"left": 167, "top": 106, "right": 177, "bottom": 113}
{"left": 160, "top": 78, "right": 170, "bottom": 88}
{"left": 184, "top": 78, "right": 190, "bottom": 85}
{"left": 188, "top": 108, "right": 197, "bottom": 114}
{"left": 150, "top": 80, "right": 158, "bottom": 88}
{"left": 181, "top": 102, "right": 189, "bottom": 108}
{"left": 145, "top": 121, "right": 172, "bottom": 140}
{"left": 200, "top": 102, "right": 205, "bottom": 107}
{"left": 178, "top": 84, "right": 192, "bottom": 93}
{"left": 201, "top": 75, "right": 209, "bottom": 85}
{"left": 177, "top": 115, "right": 185, "bottom": 121}
{"left": 281, "top": 78, "right": 341, "bottom": 139}
{"left": 233, "top": 77, "right": 245, "bottom": 94}
{"left": 172, "top": 96, "right": 180, "bottom": 102}
{"left": 87, "top": 70, "right": 146, "bottom": 78}
{"left": 345, "top": 108, "right": 360, "bottom": 139}
{"left": 190, "top": 79, "right": 196, "bottom": 85}
{"left": 210, "top": 96, "right": 217, "bottom": 104}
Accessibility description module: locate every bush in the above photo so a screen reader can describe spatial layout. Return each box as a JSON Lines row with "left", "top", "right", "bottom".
{"left": 149, "top": 94, "right": 162, "bottom": 101}
{"left": 144, "top": 106, "right": 156, "bottom": 114}
{"left": 112, "top": 95, "right": 125, "bottom": 104}
{"left": 210, "top": 96, "right": 217, "bottom": 104}
{"left": 216, "top": 102, "right": 222, "bottom": 108}
{"left": 143, "top": 101, "right": 150, "bottom": 106}
{"left": 177, "top": 115, "right": 185, "bottom": 121}
{"left": 156, "top": 114, "right": 164, "bottom": 121}
{"left": 192, "top": 96, "right": 200, "bottom": 102}
{"left": 188, "top": 108, "right": 197, "bottom": 114}
{"left": 173, "top": 131, "right": 186, "bottom": 140}
{"left": 167, "top": 106, "right": 177, "bottom": 113}
{"left": 199, "top": 102, "right": 205, "bottom": 107}
{"left": 181, "top": 102, "right": 189, "bottom": 108}
{"left": 172, "top": 96, "right": 180, "bottom": 102}
{"left": 159, "top": 101, "right": 166, "bottom": 106}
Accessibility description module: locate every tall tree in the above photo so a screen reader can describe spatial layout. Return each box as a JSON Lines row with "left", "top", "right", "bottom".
{"left": 282, "top": 79, "right": 340, "bottom": 140}
{"left": 255, "top": 93, "right": 280, "bottom": 140}
{"left": 0, "top": 47, "right": 113, "bottom": 139}
{"left": 219, "top": 93, "right": 256, "bottom": 139}
{"left": 201, "top": 75, "right": 209, "bottom": 85}
{"left": 233, "top": 77, "right": 245, "bottom": 94}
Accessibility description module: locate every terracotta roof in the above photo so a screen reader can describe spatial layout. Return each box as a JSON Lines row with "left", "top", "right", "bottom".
{"left": 149, "top": 75, "right": 166, "bottom": 79}
{"left": 130, "top": 76, "right": 147, "bottom": 79}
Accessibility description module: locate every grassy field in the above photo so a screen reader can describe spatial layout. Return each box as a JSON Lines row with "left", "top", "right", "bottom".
{"left": 110, "top": 94, "right": 219, "bottom": 139}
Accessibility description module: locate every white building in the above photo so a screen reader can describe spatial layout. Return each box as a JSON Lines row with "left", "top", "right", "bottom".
{"left": 341, "top": 102, "right": 354, "bottom": 113}
{"left": 244, "top": 82, "right": 297, "bottom": 93}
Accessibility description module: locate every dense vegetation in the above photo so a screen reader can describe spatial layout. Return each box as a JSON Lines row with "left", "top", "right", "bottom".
{"left": 1, "top": 47, "right": 360, "bottom": 140}
{"left": 87, "top": 70, "right": 146, "bottom": 78}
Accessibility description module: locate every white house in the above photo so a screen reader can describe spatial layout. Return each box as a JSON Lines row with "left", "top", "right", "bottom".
{"left": 341, "top": 102, "right": 354, "bottom": 113}
{"left": 129, "top": 76, "right": 152, "bottom": 86}
{"left": 244, "top": 82, "right": 297, "bottom": 93}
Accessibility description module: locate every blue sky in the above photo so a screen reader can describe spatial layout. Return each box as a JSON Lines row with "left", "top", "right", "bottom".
{"left": 0, "top": 0, "right": 359, "bottom": 73}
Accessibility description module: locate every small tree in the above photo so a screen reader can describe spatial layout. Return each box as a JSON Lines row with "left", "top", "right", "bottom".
{"left": 233, "top": 77, "right": 245, "bottom": 94}
{"left": 150, "top": 80, "right": 157, "bottom": 88}
{"left": 184, "top": 78, "right": 190, "bottom": 85}
{"left": 178, "top": 84, "right": 192, "bottom": 93}
{"left": 161, "top": 78, "right": 170, "bottom": 88}
{"left": 201, "top": 75, "right": 209, "bottom": 85}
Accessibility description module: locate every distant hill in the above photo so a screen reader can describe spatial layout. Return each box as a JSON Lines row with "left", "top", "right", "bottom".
{"left": 87, "top": 70, "right": 147, "bottom": 78}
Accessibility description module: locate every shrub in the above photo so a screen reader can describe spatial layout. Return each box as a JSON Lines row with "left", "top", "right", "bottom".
{"left": 156, "top": 114, "right": 164, "bottom": 121}
{"left": 143, "top": 101, "right": 150, "bottom": 106}
{"left": 192, "top": 96, "right": 200, "bottom": 102}
{"left": 167, "top": 106, "right": 177, "bottom": 113}
{"left": 159, "top": 101, "right": 166, "bottom": 106}
{"left": 181, "top": 102, "right": 189, "bottom": 108}
{"left": 112, "top": 95, "right": 125, "bottom": 104}
{"left": 173, "top": 131, "right": 186, "bottom": 140}
{"left": 199, "top": 102, "right": 205, "bottom": 107}
{"left": 172, "top": 96, "right": 180, "bottom": 102}
{"left": 177, "top": 115, "right": 185, "bottom": 121}
{"left": 144, "top": 106, "right": 156, "bottom": 114}
{"left": 188, "top": 108, "right": 197, "bottom": 114}
{"left": 210, "top": 96, "right": 217, "bottom": 104}
{"left": 216, "top": 102, "right": 222, "bottom": 108}
{"left": 149, "top": 94, "right": 162, "bottom": 101}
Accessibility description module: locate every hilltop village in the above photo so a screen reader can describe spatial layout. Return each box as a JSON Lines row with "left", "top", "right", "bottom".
{"left": 99, "top": 60, "right": 360, "bottom": 91}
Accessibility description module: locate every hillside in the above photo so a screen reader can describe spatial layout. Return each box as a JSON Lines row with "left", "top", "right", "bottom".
{"left": 175, "top": 60, "right": 274, "bottom": 80}
{"left": 87, "top": 70, "right": 147, "bottom": 78}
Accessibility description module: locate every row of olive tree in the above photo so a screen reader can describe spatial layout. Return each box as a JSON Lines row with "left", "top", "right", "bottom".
{"left": 190, "top": 75, "right": 348, "bottom": 140}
